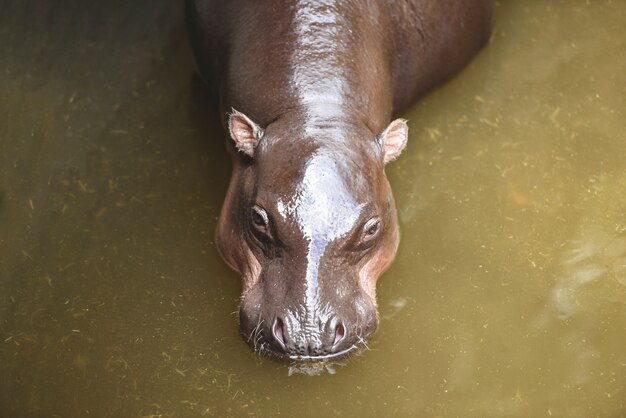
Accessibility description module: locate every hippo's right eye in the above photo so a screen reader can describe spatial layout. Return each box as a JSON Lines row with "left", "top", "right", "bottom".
{"left": 353, "top": 217, "right": 381, "bottom": 252}
{"left": 251, "top": 205, "right": 270, "bottom": 238}
{"left": 362, "top": 217, "right": 381, "bottom": 242}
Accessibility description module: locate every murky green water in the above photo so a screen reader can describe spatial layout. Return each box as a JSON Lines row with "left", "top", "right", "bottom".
{"left": 1, "top": 1, "right": 625, "bottom": 417}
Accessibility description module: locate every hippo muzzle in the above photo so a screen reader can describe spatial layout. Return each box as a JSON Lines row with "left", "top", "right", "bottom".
{"left": 238, "top": 237, "right": 381, "bottom": 360}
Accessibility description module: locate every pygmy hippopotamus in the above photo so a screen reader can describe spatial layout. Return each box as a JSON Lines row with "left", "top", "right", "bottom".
{"left": 186, "top": 0, "right": 492, "bottom": 361}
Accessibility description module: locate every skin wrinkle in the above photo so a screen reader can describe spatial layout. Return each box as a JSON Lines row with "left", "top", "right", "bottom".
{"left": 358, "top": 224, "right": 400, "bottom": 304}
{"left": 242, "top": 246, "right": 262, "bottom": 293}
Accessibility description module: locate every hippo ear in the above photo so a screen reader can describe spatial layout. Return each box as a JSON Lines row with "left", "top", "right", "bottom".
{"left": 228, "top": 109, "right": 264, "bottom": 157}
{"left": 378, "top": 119, "right": 408, "bottom": 164}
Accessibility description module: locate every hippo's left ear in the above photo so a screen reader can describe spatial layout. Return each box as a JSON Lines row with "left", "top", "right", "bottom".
{"left": 228, "top": 109, "right": 264, "bottom": 157}
{"left": 378, "top": 119, "right": 408, "bottom": 164}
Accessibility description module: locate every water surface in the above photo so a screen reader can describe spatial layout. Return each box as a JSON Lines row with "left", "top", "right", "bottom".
{"left": 1, "top": 1, "right": 625, "bottom": 416}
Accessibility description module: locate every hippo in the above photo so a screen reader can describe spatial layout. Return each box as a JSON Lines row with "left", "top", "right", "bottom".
{"left": 186, "top": 0, "right": 492, "bottom": 361}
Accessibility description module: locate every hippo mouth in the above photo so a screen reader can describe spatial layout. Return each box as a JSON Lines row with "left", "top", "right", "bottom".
{"left": 286, "top": 344, "right": 364, "bottom": 375}
{"left": 287, "top": 347, "right": 363, "bottom": 376}
{"left": 287, "top": 344, "right": 360, "bottom": 362}
{"left": 243, "top": 327, "right": 365, "bottom": 363}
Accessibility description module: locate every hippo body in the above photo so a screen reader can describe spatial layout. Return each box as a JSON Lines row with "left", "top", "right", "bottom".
{"left": 186, "top": 0, "right": 491, "bottom": 360}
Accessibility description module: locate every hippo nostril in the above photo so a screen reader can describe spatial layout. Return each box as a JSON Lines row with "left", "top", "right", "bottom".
{"left": 332, "top": 321, "right": 345, "bottom": 348}
{"left": 272, "top": 318, "right": 286, "bottom": 348}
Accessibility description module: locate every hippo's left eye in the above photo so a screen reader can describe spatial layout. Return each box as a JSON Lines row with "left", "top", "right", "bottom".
{"left": 251, "top": 205, "right": 271, "bottom": 238}
{"left": 362, "top": 217, "right": 381, "bottom": 243}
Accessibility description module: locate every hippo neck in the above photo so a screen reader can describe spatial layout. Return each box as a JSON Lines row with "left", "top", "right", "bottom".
{"left": 225, "top": 0, "right": 394, "bottom": 134}
{"left": 288, "top": 0, "right": 392, "bottom": 133}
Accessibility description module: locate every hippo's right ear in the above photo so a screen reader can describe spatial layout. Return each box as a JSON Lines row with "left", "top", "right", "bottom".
{"left": 378, "top": 118, "right": 408, "bottom": 164}
{"left": 228, "top": 109, "right": 264, "bottom": 157}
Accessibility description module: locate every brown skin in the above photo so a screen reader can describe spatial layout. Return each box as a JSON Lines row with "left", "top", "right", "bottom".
{"left": 186, "top": 0, "right": 492, "bottom": 360}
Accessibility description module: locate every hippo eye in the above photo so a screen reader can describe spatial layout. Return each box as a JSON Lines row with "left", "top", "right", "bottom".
{"left": 251, "top": 205, "right": 270, "bottom": 236}
{"left": 362, "top": 217, "right": 381, "bottom": 242}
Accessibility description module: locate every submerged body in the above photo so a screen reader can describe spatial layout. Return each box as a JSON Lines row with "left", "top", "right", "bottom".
{"left": 187, "top": 0, "right": 492, "bottom": 360}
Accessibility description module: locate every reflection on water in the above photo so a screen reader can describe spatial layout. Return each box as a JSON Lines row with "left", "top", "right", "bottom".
{"left": 1, "top": 0, "right": 625, "bottom": 417}
{"left": 549, "top": 174, "right": 626, "bottom": 320}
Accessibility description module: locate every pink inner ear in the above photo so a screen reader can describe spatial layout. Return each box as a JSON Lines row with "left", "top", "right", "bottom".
{"left": 228, "top": 110, "right": 262, "bottom": 157}
{"left": 382, "top": 119, "right": 408, "bottom": 164}
{"left": 231, "top": 117, "right": 254, "bottom": 141}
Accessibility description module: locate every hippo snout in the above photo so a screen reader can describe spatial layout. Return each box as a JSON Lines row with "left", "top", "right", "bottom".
{"left": 239, "top": 287, "right": 378, "bottom": 360}
{"left": 271, "top": 315, "right": 348, "bottom": 358}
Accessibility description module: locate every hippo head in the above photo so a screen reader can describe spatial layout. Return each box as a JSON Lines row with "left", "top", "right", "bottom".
{"left": 216, "top": 109, "right": 408, "bottom": 361}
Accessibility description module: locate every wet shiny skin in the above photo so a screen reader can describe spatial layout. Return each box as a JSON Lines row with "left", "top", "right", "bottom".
{"left": 187, "top": 0, "right": 492, "bottom": 359}
{"left": 2, "top": 1, "right": 626, "bottom": 416}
